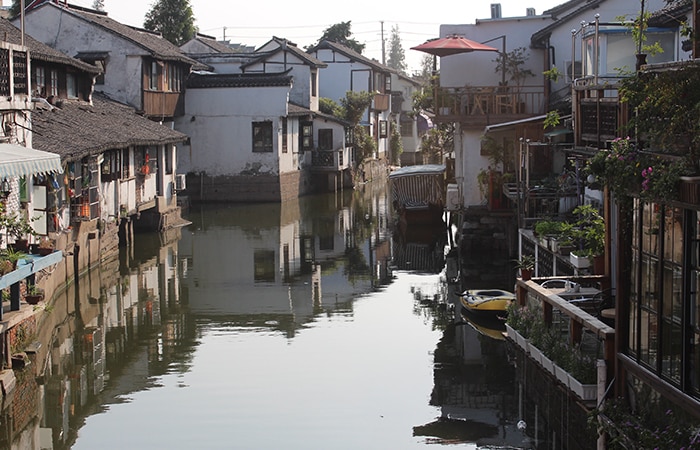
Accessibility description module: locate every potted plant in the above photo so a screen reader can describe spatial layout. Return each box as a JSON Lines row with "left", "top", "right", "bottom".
{"left": 2, "top": 212, "right": 38, "bottom": 252}
{"left": 1, "top": 247, "right": 27, "bottom": 271}
{"left": 24, "top": 283, "right": 44, "bottom": 305}
{"left": 37, "top": 237, "right": 55, "bottom": 256}
{"left": 513, "top": 254, "right": 535, "bottom": 280}
{"left": 568, "top": 205, "right": 605, "bottom": 270}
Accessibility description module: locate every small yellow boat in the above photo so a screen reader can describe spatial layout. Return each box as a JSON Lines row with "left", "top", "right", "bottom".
{"left": 459, "top": 289, "right": 515, "bottom": 314}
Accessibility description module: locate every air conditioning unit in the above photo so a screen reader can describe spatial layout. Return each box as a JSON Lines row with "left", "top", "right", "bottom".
{"left": 446, "top": 184, "right": 461, "bottom": 211}
{"left": 174, "top": 173, "right": 186, "bottom": 191}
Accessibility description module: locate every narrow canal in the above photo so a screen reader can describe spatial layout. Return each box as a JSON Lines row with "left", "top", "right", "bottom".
{"left": 7, "top": 184, "right": 560, "bottom": 449}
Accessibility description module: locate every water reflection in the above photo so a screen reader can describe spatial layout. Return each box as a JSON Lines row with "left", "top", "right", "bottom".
{"left": 1, "top": 183, "right": 578, "bottom": 449}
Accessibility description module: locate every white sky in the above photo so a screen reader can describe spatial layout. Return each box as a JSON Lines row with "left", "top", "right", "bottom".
{"left": 66, "top": 0, "right": 565, "bottom": 73}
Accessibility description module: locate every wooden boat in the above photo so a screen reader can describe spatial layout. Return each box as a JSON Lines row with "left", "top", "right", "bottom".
{"left": 389, "top": 164, "right": 446, "bottom": 225}
{"left": 459, "top": 289, "right": 515, "bottom": 314}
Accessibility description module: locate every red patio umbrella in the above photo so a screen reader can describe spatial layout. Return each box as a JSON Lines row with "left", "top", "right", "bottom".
{"left": 410, "top": 35, "right": 498, "bottom": 57}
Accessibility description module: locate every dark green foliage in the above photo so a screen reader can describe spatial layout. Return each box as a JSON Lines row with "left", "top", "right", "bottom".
{"left": 307, "top": 21, "right": 365, "bottom": 54}
{"left": 143, "top": 0, "right": 197, "bottom": 46}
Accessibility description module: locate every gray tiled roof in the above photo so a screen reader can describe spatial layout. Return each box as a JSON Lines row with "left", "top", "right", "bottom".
{"left": 187, "top": 71, "right": 293, "bottom": 89}
{"left": 531, "top": 0, "right": 606, "bottom": 48}
{"left": 31, "top": 93, "right": 187, "bottom": 161}
{"left": 288, "top": 102, "right": 351, "bottom": 126}
{"left": 241, "top": 37, "right": 327, "bottom": 69}
{"left": 34, "top": 2, "right": 201, "bottom": 67}
{"left": 0, "top": 18, "right": 99, "bottom": 73}
{"left": 309, "top": 40, "right": 390, "bottom": 73}
{"left": 186, "top": 35, "right": 241, "bottom": 54}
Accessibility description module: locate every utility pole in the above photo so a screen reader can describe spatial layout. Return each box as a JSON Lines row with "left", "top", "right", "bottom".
{"left": 381, "top": 21, "right": 385, "bottom": 65}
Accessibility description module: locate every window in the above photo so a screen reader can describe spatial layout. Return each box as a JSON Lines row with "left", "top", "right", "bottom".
{"left": 165, "top": 145, "right": 173, "bottom": 174}
{"left": 33, "top": 66, "right": 45, "bottom": 97}
{"left": 122, "top": 148, "right": 130, "bottom": 178}
{"left": 166, "top": 64, "right": 182, "bottom": 92}
{"left": 49, "top": 69, "right": 58, "bottom": 97}
{"left": 66, "top": 73, "right": 77, "bottom": 98}
{"left": 100, "top": 149, "right": 121, "bottom": 181}
{"left": 301, "top": 122, "right": 313, "bottom": 151}
{"left": 379, "top": 120, "right": 388, "bottom": 138}
{"left": 254, "top": 249, "right": 275, "bottom": 282}
{"left": 345, "top": 127, "right": 354, "bottom": 145}
{"left": 281, "top": 118, "right": 288, "bottom": 153}
{"left": 311, "top": 70, "right": 317, "bottom": 96}
{"left": 318, "top": 129, "right": 333, "bottom": 150}
{"left": 149, "top": 61, "right": 159, "bottom": 90}
{"left": 252, "top": 121, "right": 273, "bottom": 152}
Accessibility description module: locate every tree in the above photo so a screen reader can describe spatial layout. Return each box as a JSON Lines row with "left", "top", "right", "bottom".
{"left": 340, "top": 91, "right": 375, "bottom": 161}
{"left": 414, "top": 54, "right": 435, "bottom": 85}
{"left": 307, "top": 22, "right": 365, "bottom": 54}
{"left": 421, "top": 125, "right": 453, "bottom": 164}
{"left": 92, "top": 0, "right": 105, "bottom": 11}
{"left": 143, "top": 0, "right": 197, "bottom": 46}
{"left": 9, "top": 0, "right": 20, "bottom": 19}
{"left": 387, "top": 25, "right": 407, "bottom": 74}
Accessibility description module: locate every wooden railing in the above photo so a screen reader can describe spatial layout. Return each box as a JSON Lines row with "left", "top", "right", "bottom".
{"left": 143, "top": 90, "right": 184, "bottom": 118}
{"left": 514, "top": 278, "right": 615, "bottom": 384}
{"left": 310, "top": 147, "right": 350, "bottom": 171}
{"left": 433, "top": 85, "right": 545, "bottom": 126}
{"left": 573, "top": 76, "right": 629, "bottom": 148}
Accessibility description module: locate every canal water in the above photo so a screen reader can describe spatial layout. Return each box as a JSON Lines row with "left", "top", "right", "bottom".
{"left": 9, "top": 184, "right": 551, "bottom": 449}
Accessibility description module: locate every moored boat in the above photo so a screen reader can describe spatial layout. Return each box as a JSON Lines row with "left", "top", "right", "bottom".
{"left": 389, "top": 164, "right": 446, "bottom": 226}
{"left": 459, "top": 289, "right": 515, "bottom": 314}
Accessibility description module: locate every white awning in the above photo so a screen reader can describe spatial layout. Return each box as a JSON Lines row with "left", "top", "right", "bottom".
{"left": 0, "top": 143, "right": 62, "bottom": 179}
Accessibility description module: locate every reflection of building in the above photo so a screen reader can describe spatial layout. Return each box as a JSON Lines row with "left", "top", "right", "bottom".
{"left": 5, "top": 230, "right": 192, "bottom": 450}
{"left": 416, "top": 321, "right": 523, "bottom": 446}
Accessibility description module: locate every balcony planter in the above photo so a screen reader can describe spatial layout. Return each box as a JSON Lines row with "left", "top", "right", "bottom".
{"left": 568, "top": 374, "right": 596, "bottom": 401}
{"left": 570, "top": 252, "right": 590, "bottom": 269}
{"left": 553, "top": 364, "right": 569, "bottom": 387}
{"left": 529, "top": 343, "right": 545, "bottom": 366}
{"left": 504, "top": 323, "right": 529, "bottom": 354}
{"left": 540, "top": 353, "right": 555, "bottom": 374}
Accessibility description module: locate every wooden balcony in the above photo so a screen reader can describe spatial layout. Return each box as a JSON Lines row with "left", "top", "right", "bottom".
{"left": 573, "top": 76, "right": 629, "bottom": 148}
{"left": 309, "top": 147, "right": 351, "bottom": 172}
{"left": 373, "top": 93, "right": 390, "bottom": 112}
{"left": 142, "top": 90, "right": 184, "bottom": 119}
{"left": 433, "top": 85, "right": 546, "bottom": 128}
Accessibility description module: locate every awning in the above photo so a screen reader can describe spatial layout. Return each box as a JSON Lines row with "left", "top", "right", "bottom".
{"left": 0, "top": 143, "right": 63, "bottom": 179}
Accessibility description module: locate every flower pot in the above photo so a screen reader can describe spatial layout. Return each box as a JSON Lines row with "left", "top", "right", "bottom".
{"left": 568, "top": 374, "right": 596, "bottom": 401}
{"left": 520, "top": 268, "right": 532, "bottom": 281}
{"left": 592, "top": 254, "right": 605, "bottom": 275}
{"left": 24, "top": 294, "right": 43, "bottom": 305}
{"left": 505, "top": 323, "right": 517, "bottom": 340}
{"left": 505, "top": 324, "right": 529, "bottom": 353}
{"left": 569, "top": 252, "right": 590, "bottom": 269}
{"left": 10, "top": 239, "right": 29, "bottom": 253}
{"left": 540, "top": 354, "right": 555, "bottom": 374}
{"left": 37, "top": 247, "right": 54, "bottom": 256}
{"left": 529, "top": 344, "right": 545, "bottom": 366}
{"left": 554, "top": 364, "right": 569, "bottom": 387}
